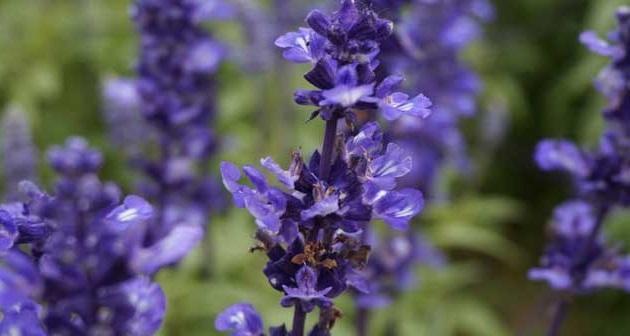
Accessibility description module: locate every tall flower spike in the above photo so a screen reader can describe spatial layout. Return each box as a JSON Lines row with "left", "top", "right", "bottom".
{"left": 347, "top": 2, "right": 493, "bottom": 334}
{"left": 0, "top": 137, "right": 181, "bottom": 335}
{"left": 373, "top": 0, "right": 493, "bottom": 195}
{"left": 217, "top": 2, "right": 429, "bottom": 335}
{"left": 531, "top": 7, "right": 630, "bottom": 336}
{"left": 0, "top": 106, "right": 38, "bottom": 201}
{"left": 103, "top": 0, "right": 232, "bottom": 269}
{"left": 275, "top": 0, "right": 430, "bottom": 124}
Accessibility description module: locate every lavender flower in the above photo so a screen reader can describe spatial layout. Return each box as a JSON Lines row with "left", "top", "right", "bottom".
{"left": 0, "top": 137, "right": 187, "bottom": 335}
{"left": 217, "top": 2, "right": 428, "bottom": 335}
{"left": 344, "top": 1, "right": 492, "bottom": 334}
{"left": 275, "top": 0, "right": 431, "bottom": 123}
{"left": 374, "top": 0, "right": 493, "bottom": 195}
{"left": 103, "top": 0, "right": 232, "bottom": 267}
{"left": 532, "top": 7, "right": 630, "bottom": 335}
{"left": 1, "top": 106, "right": 38, "bottom": 201}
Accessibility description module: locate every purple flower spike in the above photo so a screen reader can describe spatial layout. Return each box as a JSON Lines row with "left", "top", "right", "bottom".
{"left": 530, "top": 11, "right": 630, "bottom": 328}
{"left": 215, "top": 302, "right": 264, "bottom": 336}
{"left": 222, "top": 1, "right": 431, "bottom": 333}
{"left": 100, "top": 0, "right": 228, "bottom": 272}
{"left": 372, "top": 0, "right": 492, "bottom": 195}
{"left": 281, "top": 266, "right": 332, "bottom": 313}
{"left": 276, "top": 0, "right": 429, "bottom": 123}
{"left": 0, "top": 138, "right": 169, "bottom": 334}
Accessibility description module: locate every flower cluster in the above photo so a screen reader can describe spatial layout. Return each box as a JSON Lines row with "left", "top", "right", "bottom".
{"left": 275, "top": 0, "right": 431, "bottom": 123}
{"left": 1, "top": 107, "right": 37, "bottom": 201}
{"left": 530, "top": 7, "right": 630, "bottom": 295}
{"left": 103, "top": 0, "right": 233, "bottom": 258}
{"left": 216, "top": 1, "right": 429, "bottom": 334}
{"left": 218, "top": 121, "right": 423, "bottom": 334}
{"left": 375, "top": 0, "right": 494, "bottom": 194}
{"left": 0, "top": 138, "right": 182, "bottom": 335}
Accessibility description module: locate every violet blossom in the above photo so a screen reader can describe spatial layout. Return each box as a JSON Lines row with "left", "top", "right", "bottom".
{"left": 216, "top": 1, "right": 428, "bottom": 335}
{"left": 103, "top": 0, "right": 233, "bottom": 269}
{"left": 0, "top": 137, "right": 189, "bottom": 335}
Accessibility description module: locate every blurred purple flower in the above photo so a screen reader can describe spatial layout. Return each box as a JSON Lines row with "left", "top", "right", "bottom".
{"left": 1, "top": 106, "right": 37, "bottom": 201}
{"left": 0, "top": 138, "right": 185, "bottom": 335}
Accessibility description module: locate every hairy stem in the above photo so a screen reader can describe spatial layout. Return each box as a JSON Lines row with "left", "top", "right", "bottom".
{"left": 319, "top": 118, "right": 338, "bottom": 181}
{"left": 547, "top": 299, "right": 568, "bottom": 336}
{"left": 356, "top": 307, "right": 370, "bottom": 336}
{"left": 291, "top": 305, "right": 307, "bottom": 336}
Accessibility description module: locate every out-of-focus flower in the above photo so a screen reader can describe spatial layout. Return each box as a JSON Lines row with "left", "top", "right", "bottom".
{"left": 532, "top": 6, "right": 630, "bottom": 304}
{"left": 0, "top": 106, "right": 37, "bottom": 201}
{"left": 0, "top": 138, "right": 185, "bottom": 335}
{"left": 374, "top": 0, "right": 493, "bottom": 196}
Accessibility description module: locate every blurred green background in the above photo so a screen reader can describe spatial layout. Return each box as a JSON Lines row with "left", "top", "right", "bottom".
{"left": 1, "top": 0, "right": 630, "bottom": 335}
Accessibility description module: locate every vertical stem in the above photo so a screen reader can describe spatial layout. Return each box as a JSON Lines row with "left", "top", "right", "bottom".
{"left": 291, "top": 305, "right": 307, "bottom": 336}
{"left": 544, "top": 205, "right": 609, "bottom": 336}
{"left": 320, "top": 118, "right": 339, "bottom": 181}
{"left": 547, "top": 300, "right": 568, "bottom": 336}
{"left": 356, "top": 307, "right": 370, "bottom": 336}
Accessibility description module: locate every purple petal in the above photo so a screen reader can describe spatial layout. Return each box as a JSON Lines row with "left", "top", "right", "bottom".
{"left": 535, "top": 140, "right": 591, "bottom": 177}
{"left": 369, "top": 143, "right": 412, "bottom": 186}
{"left": 373, "top": 189, "right": 424, "bottom": 231}
{"left": 244, "top": 189, "right": 286, "bottom": 233}
{"left": 221, "top": 161, "right": 246, "bottom": 207}
{"left": 306, "top": 10, "right": 330, "bottom": 36}
{"left": 528, "top": 268, "right": 572, "bottom": 290}
{"left": 551, "top": 201, "right": 595, "bottom": 238}
{"left": 375, "top": 75, "right": 404, "bottom": 98}
{"left": 580, "top": 31, "right": 623, "bottom": 58}
{"left": 300, "top": 194, "right": 340, "bottom": 220}
{"left": 0, "top": 210, "right": 17, "bottom": 252}
{"left": 261, "top": 157, "right": 295, "bottom": 189}
{"left": 131, "top": 225, "right": 203, "bottom": 274}
{"left": 321, "top": 84, "right": 374, "bottom": 108}
{"left": 185, "top": 40, "right": 224, "bottom": 73}
{"left": 346, "top": 121, "right": 383, "bottom": 156}
{"left": 243, "top": 165, "right": 269, "bottom": 192}
{"left": 105, "top": 195, "right": 153, "bottom": 233}
{"left": 215, "top": 302, "right": 264, "bottom": 336}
